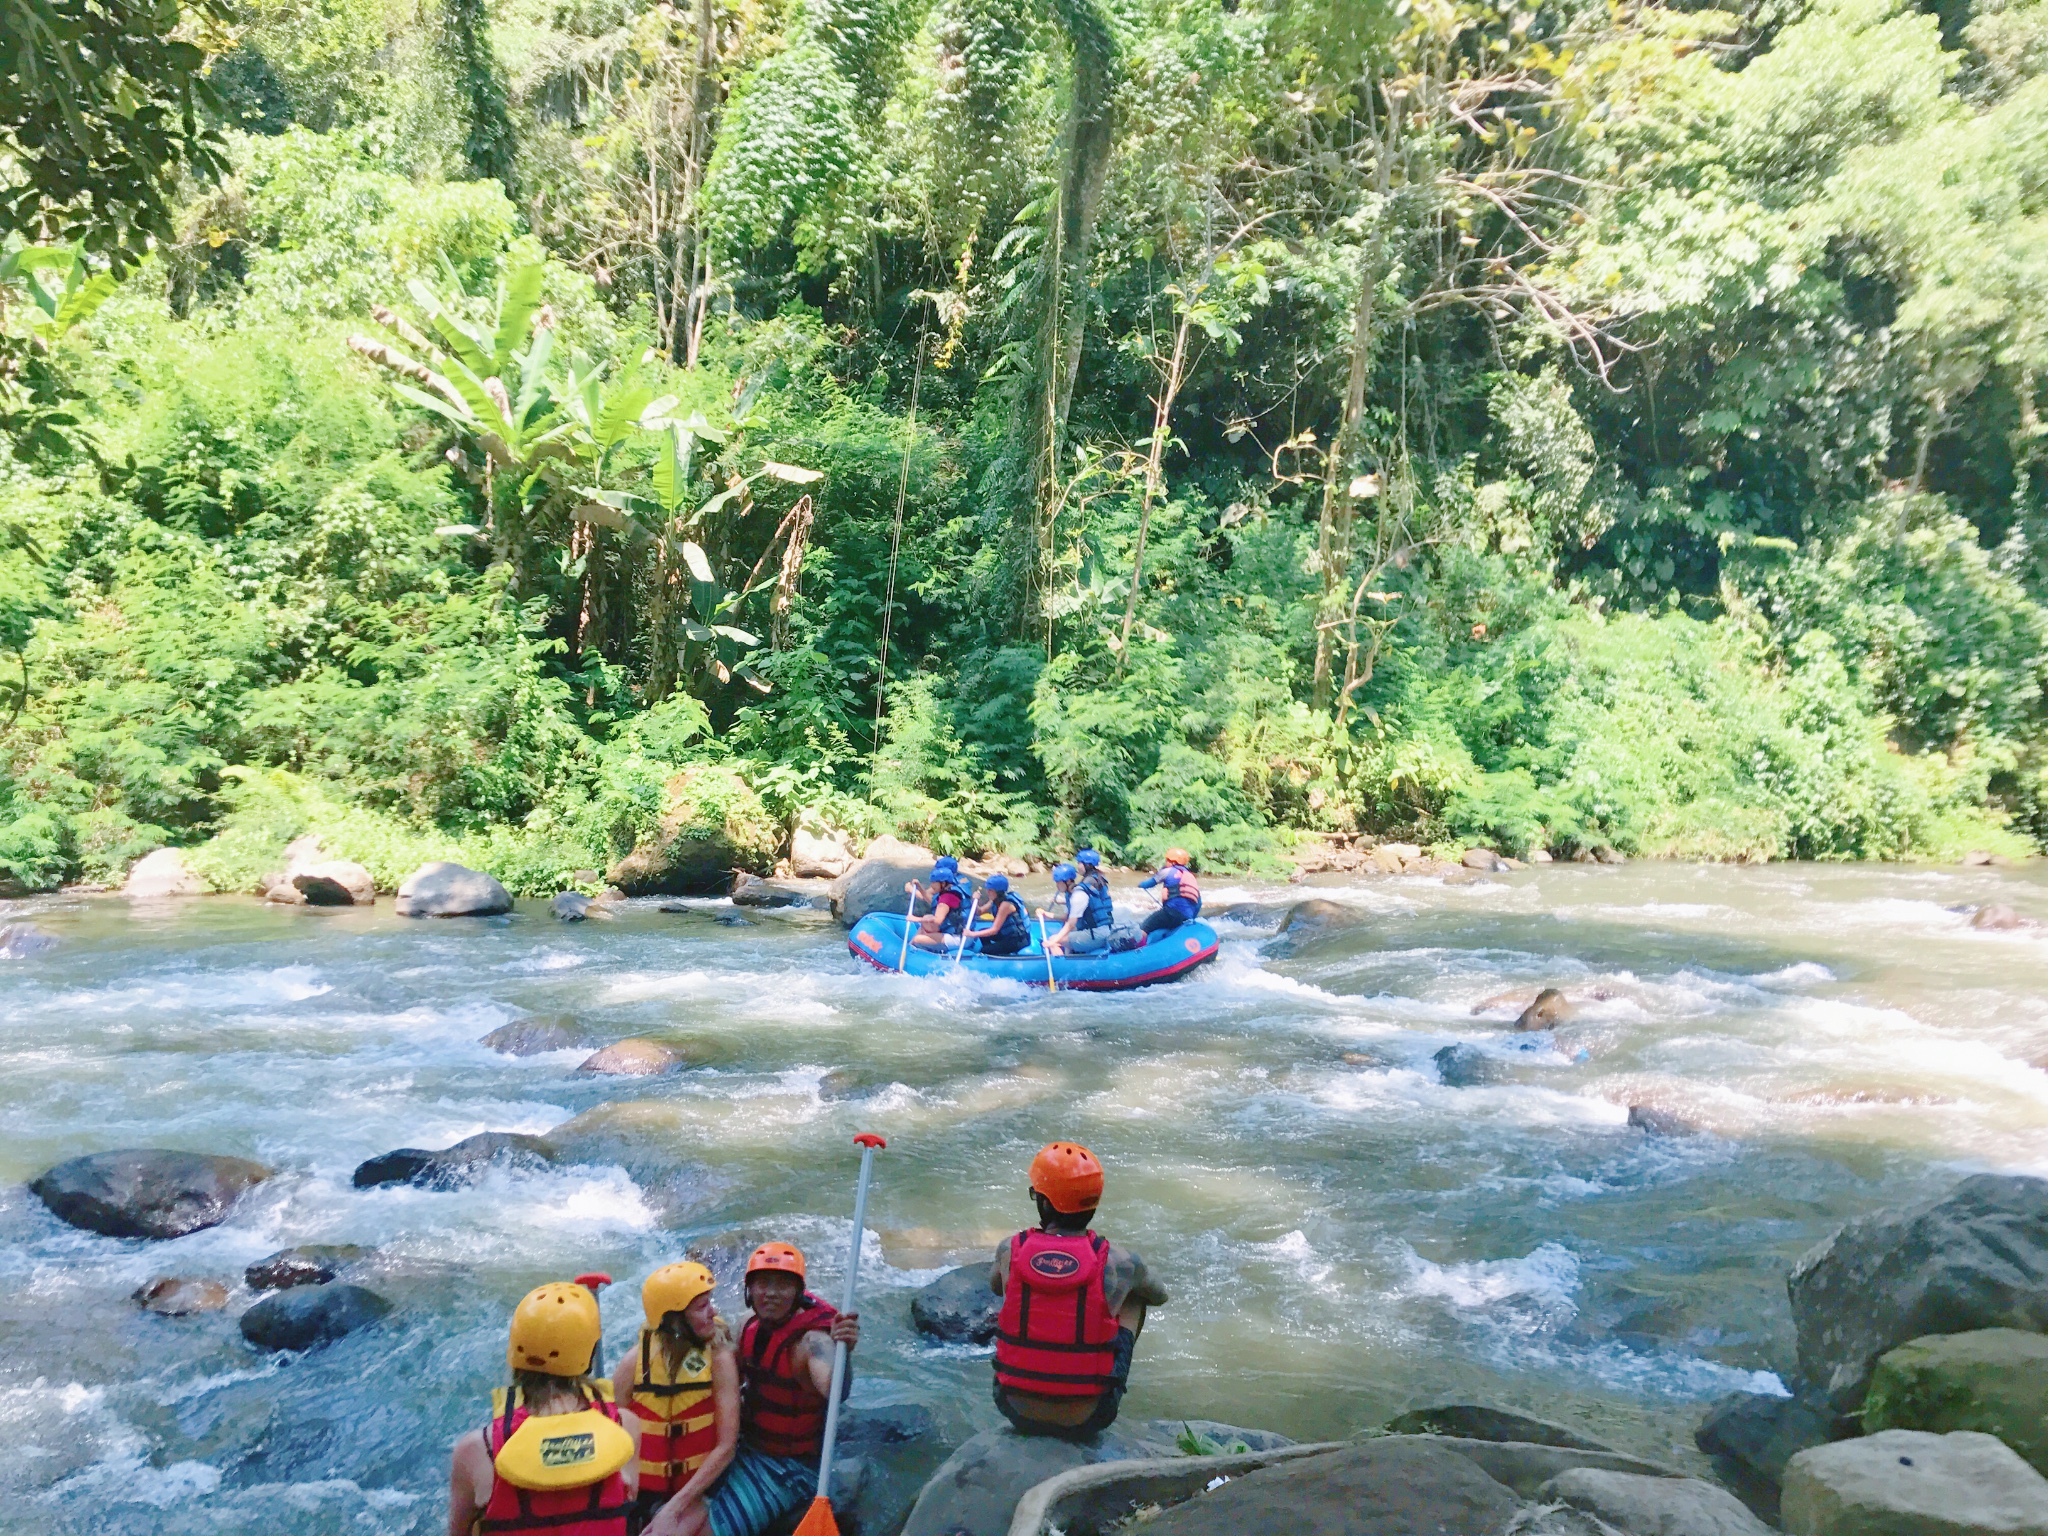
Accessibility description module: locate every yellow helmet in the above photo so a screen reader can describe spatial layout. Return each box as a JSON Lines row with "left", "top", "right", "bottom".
{"left": 507, "top": 1281, "right": 603, "bottom": 1377}
{"left": 642, "top": 1261, "right": 716, "bottom": 1327}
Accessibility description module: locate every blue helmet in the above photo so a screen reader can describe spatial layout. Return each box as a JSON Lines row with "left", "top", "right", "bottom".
{"left": 1075, "top": 848, "right": 1102, "bottom": 868}
{"left": 931, "top": 856, "right": 960, "bottom": 883}
{"left": 1051, "top": 862, "right": 1078, "bottom": 884}
{"left": 983, "top": 873, "right": 1011, "bottom": 894}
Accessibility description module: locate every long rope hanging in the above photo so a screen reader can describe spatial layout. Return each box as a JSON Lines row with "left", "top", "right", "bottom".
{"left": 872, "top": 333, "right": 928, "bottom": 765}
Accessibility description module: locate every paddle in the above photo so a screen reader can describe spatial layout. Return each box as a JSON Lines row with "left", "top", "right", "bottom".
{"left": 793, "top": 1133, "right": 886, "bottom": 1536}
{"left": 898, "top": 882, "right": 921, "bottom": 971}
{"left": 950, "top": 887, "right": 982, "bottom": 969}
{"left": 1036, "top": 915, "right": 1058, "bottom": 993}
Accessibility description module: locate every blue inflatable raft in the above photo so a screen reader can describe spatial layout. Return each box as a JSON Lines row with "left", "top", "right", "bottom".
{"left": 847, "top": 911, "right": 1219, "bottom": 990}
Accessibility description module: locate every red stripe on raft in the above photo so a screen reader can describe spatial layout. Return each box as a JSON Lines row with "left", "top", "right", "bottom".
{"left": 845, "top": 938, "right": 1218, "bottom": 990}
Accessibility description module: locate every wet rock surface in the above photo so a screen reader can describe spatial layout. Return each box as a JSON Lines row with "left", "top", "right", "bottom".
{"left": 1787, "top": 1173, "right": 2048, "bottom": 1411}
{"left": 1436, "top": 1043, "right": 1502, "bottom": 1088}
{"left": 1384, "top": 1404, "right": 1614, "bottom": 1451}
{"left": 351, "top": 1131, "right": 555, "bottom": 1189}
{"left": 909, "top": 1263, "right": 999, "bottom": 1344}
{"left": 550, "top": 891, "right": 602, "bottom": 921}
{"left": 241, "top": 1283, "right": 390, "bottom": 1351}
{"left": 575, "top": 1037, "right": 689, "bottom": 1076}
{"left": 1863, "top": 1328, "right": 2048, "bottom": 1477}
{"left": 480, "top": 1016, "right": 600, "bottom": 1055}
{"left": 0, "top": 921, "right": 58, "bottom": 958}
{"left": 394, "top": 861, "right": 512, "bottom": 917}
{"left": 1696, "top": 1390, "right": 1845, "bottom": 1515}
{"left": 1135, "top": 1436, "right": 1521, "bottom": 1536}
{"left": 1629, "top": 1104, "right": 1699, "bottom": 1137}
{"left": 245, "top": 1244, "right": 372, "bottom": 1291}
{"left": 1274, "top": 898, "right": 1368, "bottom": 938}
{"left": 830, "top": 835, "right": 938, "bottom": 928}
{"left": 1540, "top": 1468, "right": 1774, "bottom": 1536}
{"left": 133, "top": 1276, "right": 232, "bottom": 1315}
{"left": 31, "top": 1148, "right": 273, "bottom": 1239}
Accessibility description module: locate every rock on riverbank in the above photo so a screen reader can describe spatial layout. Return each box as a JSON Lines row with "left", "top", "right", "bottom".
{"left": 606, "top": 766, "right": 779, "bottom": 896}
{"left": 395, "top": 862, "right": 512, "bottom": 917}
{"left": 831, "top": 835, "right": 937, "bottom": 928}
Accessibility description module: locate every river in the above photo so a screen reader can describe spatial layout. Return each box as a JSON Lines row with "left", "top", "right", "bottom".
{"left": 2, "top": 862, "right": 2045, "bottom": 1535}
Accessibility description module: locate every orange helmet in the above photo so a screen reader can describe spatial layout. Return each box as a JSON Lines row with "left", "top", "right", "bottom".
{"left": 745, "top": 1241, "right": 806, "bottom": 1284}
{"left": 1163, "top": 847, "right": 1193, "bottom": 867}
{"left": 1029, "top": 1141, "right": 1104, "bottom": 1214}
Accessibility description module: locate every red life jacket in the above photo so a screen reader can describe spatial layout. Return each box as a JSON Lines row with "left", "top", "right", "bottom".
{"left": 738, "top": 1295, "right": 837, "bottom": 1460}
{"left": 994, "top": 1230, "right": 1122, "bottom": 1398}
{"left": 628, "top": 1327, "right": 719, "bottom": 1495}
{"left": 476, "top": 1385, "right": 631, "bottom": 1536}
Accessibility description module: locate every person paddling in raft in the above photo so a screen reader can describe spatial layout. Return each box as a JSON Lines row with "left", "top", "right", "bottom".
{"left": 990, "top": 1142, "right": 1168, "bottom": 1440}
{"left": 905, "top": 856, "right": 975, "bottom": 953}
{"left": 450, "top": 1279, "right": 638, "bottom": 1536}
{"left": 644, "top": 1243, "right": 858, "bottom": 1536}
{"left": 963, "top": 872, "right": 1031, "bottom": 957}
{"left": 613, "top": 1263, "right": 738, "bottom": 1536}
{"left": 1036, "top": 858, "right": 1112, "bottom": 956}
{"left": 1137, "top": 848, "right": 1201, "bottom": 941}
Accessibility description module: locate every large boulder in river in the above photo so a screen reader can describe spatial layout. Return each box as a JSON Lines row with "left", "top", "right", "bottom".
{"left": 241, "top": 1282, "right": 390, "bottom": 1351}
{"left": 246, "top": 1244, "right": 372, "bottom": 1292}
{"left": 481, "top": 1016, "right": 600, "bottom": 1056}
{"left": 1787, "top": 1174, "right": 2048, "bottom": 1411}
{"left": 31, "top": 1148, "right": 273, "bottom": 1238}
{"left": 1781, "top": 1429, "right": 2048, "bottom": 1536}
{"left": 0, "top": 921, "right": 58, "bottom": 958}
{"left": 1133, "top": 1436, "right": 1521, "bottom": 1536}
{"left": 910, "top": 1263, "right": 999, "bottom": 1343}
{"left": 607, "top": 765, "right": 779, "bottom": 897}
{"left": 352, "top": 1131, "right": 555, "bottom": 1189}
{"left": 576, "top": 1038, "right": 689, "bottom": 1076}
{"left": 395, "top": 862, "right": 512, "bottom": 917}
{"left": 124, "top": 847, "right": 204, "bottom": 898}
{"left": 1275, "top": 898, "right": 1367, "bottom": 937}
{"left": 830, "top": 835, "right": 937, "bottom": 928}
{"left": 1863, "top": 1328, "right": 2048, "bottom": 1477}
{"left": 1540, "top": 1468, "right": 1774, "bottom": 1536}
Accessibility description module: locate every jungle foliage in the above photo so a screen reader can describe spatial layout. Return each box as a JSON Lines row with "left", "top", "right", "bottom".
{"left": 2, "top": 0, "right": 2046, "bottom": 892}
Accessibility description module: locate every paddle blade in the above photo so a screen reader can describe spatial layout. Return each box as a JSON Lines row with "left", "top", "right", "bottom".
{"left": 792, "top": 1494, "right": 840, "bottom": 1536}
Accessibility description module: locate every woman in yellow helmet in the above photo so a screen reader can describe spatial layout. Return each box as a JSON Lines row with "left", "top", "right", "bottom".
{"left": 611, "top": 1262, "right": 739, "bottom": 1536}
{"left": 449, "top": 1279, "right": 638, "bottom": 1536}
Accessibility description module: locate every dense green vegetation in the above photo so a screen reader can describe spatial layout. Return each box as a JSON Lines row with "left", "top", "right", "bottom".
{"left": 3, "top": 0, "right": 2046, "bottom": 893}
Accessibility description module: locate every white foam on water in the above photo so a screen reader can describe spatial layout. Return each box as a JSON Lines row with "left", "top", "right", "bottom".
{"left": 1751, "top": 961, "right": 1835, "bottom": 987}
{"left": 35, "top": 964, "right": 332, "bottom": 1016}
{"left": 1254, "top": 1229, "right": 1334, "bottom": 1287}
{"left": 1400, "top": 1241, "right": 1582, "bottom": 1316}
{"left": 494, "top": 949, "right": 590, "bottom": 973}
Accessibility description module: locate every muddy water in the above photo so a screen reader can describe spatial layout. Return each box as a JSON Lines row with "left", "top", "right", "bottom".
{"left": 2, "top": 862, "right": 2045, "bottom": 1534}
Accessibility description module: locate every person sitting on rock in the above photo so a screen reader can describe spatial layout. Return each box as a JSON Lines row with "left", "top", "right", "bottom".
{"left": 1137, "top": 849, "right": 1201, "bottom": 940}
{"left": 450, "top": 1278, "right": 637, "bottom": 1536}
{"left": 905, "top": 856, "right": 975, "bottom": 953}
{"left": 990, "top": 1142, "right": 1167, "bottom": 1441}
{"left": 614, "top": 1262, "right": 738, "bottom": 1536}
{"left": 645, "top": 1243, "right": 859, "bottom": 1536}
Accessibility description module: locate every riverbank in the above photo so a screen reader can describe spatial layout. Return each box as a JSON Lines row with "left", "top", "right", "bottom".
{"left": 2, "top": 862, "right": 2045, "bottom": 1532}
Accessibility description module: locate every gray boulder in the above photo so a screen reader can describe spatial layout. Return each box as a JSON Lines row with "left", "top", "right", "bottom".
{"left": 732, "top": 873, "right": 821, "bottom": 908}
{"left": 1132, "top": 1436, "right": 1522, "bottom": 1536}
{"left": 1274, "top": 899, "right": 1367, "bottom": 938}
{"left": 1464, "top": 847, "right": 1509, "bottom": 872}
{"left": 605, "top": 765, "right": 779, "bottom": 896}
{"left": 480, "top": 1016, "right": 598, "bottom": 1056}
{"left": 1418, "top": 1436, "right": 1682, "bottom": 1498}
{"left": 293, "top": 861, "right": 375, "bottom": 906}
{"left": 910, "top": 1263, "right": 999, "bottom": 1344}
{"left": 0, "top": 922, "right": 58, "bottom": 958}
{"left": 123, "top": 847, "right": 204, "bottom": 898}
{"left": 1385, "top": 1405, "right": 1612, "bottom": 1452}
{"left": 1787, "top": 1174, "right": 2048, "bottom": 1411}
{"left": 1782, "top": 1429, "right": 2048, "bottom": 1536}
{"left": 1436, "top": 1043, "right": 1501, "bottom": 1088}
{"left": 246, "top": 1244, "right": 371, "bottom": 1291}
{"left": 1541, "top": 1469, "right": 1774, "bottom": 1536}
{"left": 351, "top": 1131, "right": 555, "bottom": 1189}
{"left": 1012, "top": 1444, "right": 1347, "bottom": 1536}
{"left": 1695, "top": 1391, "right": 1844, "bottom": 1513}
{"left": 394, "top": 862, "right": 512, "bottom": 918}
{"left": 1971, "top": 905, "right": 2032, "bottom": 932}
{"left": 241, "top": 1283, "right": 390, "bottom": 1351}
{"left": 1629, "top": 1105, "right": 1698, "bottom": 1137}
{"left": 830, "top": 836, "right": 937, "bottom": 928}
{"left": 551, "top": 891, "right": 604, "bottom": 922}
{"left": 576, "top": 1038, "right": 689, "bottom": 1076}
{"left": 840, "top": 1404, "right": 938, "bottom": 1449}
{"left": 31, "top": 1148, "right": 273, "bottom": 1239}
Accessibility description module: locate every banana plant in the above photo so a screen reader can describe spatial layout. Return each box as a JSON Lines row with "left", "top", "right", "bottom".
{"left": 1, "top": 244, "right": 120, "bottom": 347}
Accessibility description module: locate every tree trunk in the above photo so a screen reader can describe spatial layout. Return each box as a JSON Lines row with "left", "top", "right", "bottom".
{"left": 1119, "top": 307, "right": 1192, "bottom": 661}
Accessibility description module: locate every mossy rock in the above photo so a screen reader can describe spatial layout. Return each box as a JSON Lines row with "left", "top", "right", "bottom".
{"left": 1863, "top": 1328, "right": 2048, "bottom": 1476}
{"left": 606, "top": 766, "right": 778, "bottom": 896}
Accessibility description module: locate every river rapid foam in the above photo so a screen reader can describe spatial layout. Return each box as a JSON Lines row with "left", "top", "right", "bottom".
{"left": 1, "top": 860, "right": 2045, "bottom": 1533}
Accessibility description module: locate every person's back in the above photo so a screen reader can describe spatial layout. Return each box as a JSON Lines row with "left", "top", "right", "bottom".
{"left": 989, "top": 1142, "right": 1167, "bottom": 1439}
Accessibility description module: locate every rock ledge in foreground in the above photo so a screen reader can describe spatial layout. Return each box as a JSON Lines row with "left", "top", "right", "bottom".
{"left": 1782, "top": 1428, "right": 2048, "bottom": 1536}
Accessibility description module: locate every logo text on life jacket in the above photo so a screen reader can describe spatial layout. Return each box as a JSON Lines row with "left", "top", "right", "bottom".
{"left": 1029, "top": 1250, "right": 1081, "bottom": 1279}
{"left": 540, "top": 1432, "right": 596, "bottom": 1467}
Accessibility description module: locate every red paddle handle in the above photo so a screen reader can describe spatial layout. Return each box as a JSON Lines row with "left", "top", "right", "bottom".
{"left": 853, "top": 1133, "right": 887, "bottom": 1149}
{"left": 575, "top": 1272, "right": 613, "bottom": 1290}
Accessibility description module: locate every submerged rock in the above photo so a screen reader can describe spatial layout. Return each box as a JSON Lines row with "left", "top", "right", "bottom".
{"left": 480, "top": 1016, "right": 596, "bottom": 1056}
{"left": 1384, "top": 1404, "right": 1613, "bottom": 1452}
{"left": 1463, "top": 847, "right": 1509, "bottom": 872}
{"left": 731, "top": 873, "right": 820, "bottom": 908}
{"left": 840, "top": 1404, "right": 937, "bottom": 1449}
{"left": 1782, "top": 1429, "right": 2048, "bottom": 1536}
{"left": 607, "top": 765, "right": 779, "bottom": 897}
{"left": 124, "top": 848, "right": 204, "bottom": 899}
{"left": 1696, "top": 1390, "right": 1844, "bottom": 1513}
{"left": 1629, "top": 1104, "right": 1698, "bottom": 1137}
{"left": 0, "top": 921, "right": 58, "bottom": 958}
{"left": 1435, "top": 1043, "right": 1499, "bottom": 1088}
{"left": 576, "top": 1038, "right": 688, "bottom": 1076}
{"left": 395, "top": 862, "right": 512, "bottom": 918}
{"left": 909, "top": 1263, "right": 998, "bottom": 1344}
{"left": 241, "top": 1283, "right": 390, "bottom": 1351}
{"left": 245, "top": 1244, "right": 371, "bottom": 1292}
{"left": 1864, "top": 1328, "right": 2048, "bottom": 1477}
{"left": 1135, "top": 1436, "right": 1520, "bottom": 1536}
{"left": 31, "top": 1148, "right": 273, "bottom": 1239}
{"left": 830, "top": 835, "right": 938, "bottom": 928}
{"left": 1787, "top": 1173, "right": 2048, "bottom": 1411}
{"left": 1275, "top": 899, "right": 1367, "bottom": 938}
{"left": 1516, "top": 987, "right": 1573, "bottom": 1031}
{"left": 133, "top": 1276, "right": 232, "bottom": 1315}
{"left": 1541, "top": 1468, "right": 1773, "bottom": 1536}
{"left": 551, "top": 891, "right": 603, "bottom": 922}
{"left": 351, "top": 1131, "right": 555, "bottom": 1189}
{"left": 1971, "top": 904, "right": 2033, "bottom": 931}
